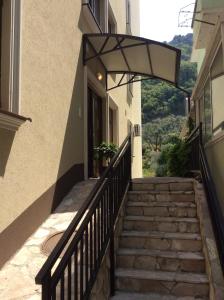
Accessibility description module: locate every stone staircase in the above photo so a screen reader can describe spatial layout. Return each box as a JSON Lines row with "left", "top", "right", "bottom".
{"left": 112, "top": 178, "right": 209, "bottom": 300}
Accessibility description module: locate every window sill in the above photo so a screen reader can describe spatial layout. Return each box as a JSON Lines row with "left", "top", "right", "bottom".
{"left": 0, "top": 109, "right": 31, "bottom": 131}
{"left": 82, "top": 2, "right": 102, "bottom": 33}
{"left": 205, "top": 131, "right": 224, "bottom": 149}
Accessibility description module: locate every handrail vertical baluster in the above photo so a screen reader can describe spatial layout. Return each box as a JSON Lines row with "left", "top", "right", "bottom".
{"left": 109, "top": 170, "right": 115, "bottom": 296}
{"left": 42, "top": 271, "right": 51, "bottom": 300}
{"left": 36, "top": 134, "right": 132, "bottom": 299}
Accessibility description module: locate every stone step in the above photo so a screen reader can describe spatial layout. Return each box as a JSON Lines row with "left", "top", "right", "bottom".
{"left": 120, "top": 231, "right": 202, "bottom": 252}
{"left": 111, "top": 291, "right": 208, "bottom": 300}
{"left": 131, "top": 179, "right": 194, "bottom": 192}
{"left": 115, "top": 268, "right": 209, "bottom": 297}
{"left": 128, "top": 191, "right": 195, "bottom": 203}
{"left": 126, "top": 202, "right": 197, "bottom": 218}
{"left": 124, "top": 216, "right": 199, "bottom": 233}
{"left": 116, "top": 248, "right": 205, "bottom": 273}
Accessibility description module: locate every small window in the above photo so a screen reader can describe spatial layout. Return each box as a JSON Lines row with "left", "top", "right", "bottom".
{"left": 212, "top": 75, "right": 224, "bottom": 135}
{"left": 126, "top": 0, "right": 131, "bottom": 34}
{"left": 127, "top": 74, "right": 133, "bottom": 97}
{"left": 108, "top": 4, "right": 117, "bottom": 34}
{"left": 89, "top": 0, "right": 100, "bottom": 26}
{"left": 210, "top": 44, "right": 224, "bottom": 136}
{"left": 211, "top": 45, "right": 224, "bottom": 79}
{"left": 204, "top": 79, "right": 212, "bottom": 142}
{"left": 108, "top": 19, "right": 115, "bottom": 34}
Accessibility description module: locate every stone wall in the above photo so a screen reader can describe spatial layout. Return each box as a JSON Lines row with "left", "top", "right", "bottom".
{"left": 194, "top": 180, "right": 224, "bottom": 300}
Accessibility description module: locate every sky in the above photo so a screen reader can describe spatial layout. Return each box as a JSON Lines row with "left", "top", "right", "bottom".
{"left": 140, "top": 0, "right": 195, "bottom": 42}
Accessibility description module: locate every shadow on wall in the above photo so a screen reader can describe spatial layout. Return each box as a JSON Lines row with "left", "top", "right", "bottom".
{"left": 0, "top": 128, "right": 15, "bottom": 177}
{"left": 0, "top": 8, "right": 86, "bottom": 268}
{"left": 51, "top": 47, "right": 85, "bottom": 212}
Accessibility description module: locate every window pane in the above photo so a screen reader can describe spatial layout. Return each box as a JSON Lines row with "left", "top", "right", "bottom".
{"left": 199, "top": 95, "right": 206, "bottom": 142}
{"left": 212, "top": 75, "right": 224, "bottom": 135}
{"left": 211, "top": 45, "right": 224, "bottom": 79}
{"left": 204, "top": 79, "right": 212, "bottom": 142}
{"left": 89, "top": 0, "right": 100, "bottom": 25}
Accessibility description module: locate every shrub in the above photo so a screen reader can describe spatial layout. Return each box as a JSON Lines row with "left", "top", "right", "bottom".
{"left": 167, "top": 139, "right": 191, "bottom": 176}
{"left": 155, "top": 144, "right": 173, "bottom": 176}
{"left": 155, "top": 139, "right": 191, "bottom": 177}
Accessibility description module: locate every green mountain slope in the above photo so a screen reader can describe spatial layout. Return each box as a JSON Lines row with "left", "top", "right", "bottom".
{"left": 142, "top": 33, "right": 197, "bottom": 176}
{"left": 142, "top": 33, "right": 197, "bottom": 124}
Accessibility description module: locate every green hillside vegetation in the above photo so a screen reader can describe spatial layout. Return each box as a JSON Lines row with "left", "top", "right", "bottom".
{"left": 142, "top": 33, "right": 197, "bottom": 176}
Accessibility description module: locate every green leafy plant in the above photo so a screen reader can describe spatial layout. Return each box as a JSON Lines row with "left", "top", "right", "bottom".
{"left": 167, "top": 139, "right": 191, "bottom": 177}
{"left": 94, "top": 142, "right": 118, "bottom": 162}
{"left": 155, "top": 139, "right": 191, "bottom": 177}
{"left": 155, "top": 144, "right": 174, "bottom": 176}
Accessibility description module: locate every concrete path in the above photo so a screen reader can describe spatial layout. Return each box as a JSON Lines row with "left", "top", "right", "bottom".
{"left": 0, "top": 179, "right": 97, "bottom": 300}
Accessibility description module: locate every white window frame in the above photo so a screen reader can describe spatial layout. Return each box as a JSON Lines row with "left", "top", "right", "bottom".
{"left": 108, "top": 2, "right": 117, "bottom": 34}
{"left": 0, "top": 0, "right": 21, "bottom": 113}
{"left": 0, "top": 0, "right": 26, "bottom": 131}
{"left": 82, "top": 0, "right": 107, "bottom": 33}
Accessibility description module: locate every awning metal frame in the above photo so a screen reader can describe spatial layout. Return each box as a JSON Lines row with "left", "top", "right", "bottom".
{"left": 83, "top": 33, "right": 181, "bottom": 91}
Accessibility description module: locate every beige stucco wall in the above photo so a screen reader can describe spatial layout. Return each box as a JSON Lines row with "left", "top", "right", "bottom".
{"left": 0, "top": 0, "right": 84, "bottom": 233}
{"left": 0, "top": 0, "right": 142, "bottom": 236}
{"left": 206, "top": 140, "right": 224, "bottom": 213}
{"left": 192, "top": 18, "right": 224, "bottom": 217}
{"left": 107, "top": 0, "right": 142, "bottom": 178}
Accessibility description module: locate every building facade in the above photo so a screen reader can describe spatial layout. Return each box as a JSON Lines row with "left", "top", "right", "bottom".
{"left": 0, "top": 0, "right": 142, "bottom": 267}
{"left": 191, "top": 0, "right": 224, "bottom": 213}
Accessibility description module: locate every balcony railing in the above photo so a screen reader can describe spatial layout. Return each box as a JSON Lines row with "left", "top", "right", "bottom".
{"left": 187, "top": 123, "right": 224, "bottom": 273}
{"left": 35, "top": 134, "right": 132, "bottom": 299}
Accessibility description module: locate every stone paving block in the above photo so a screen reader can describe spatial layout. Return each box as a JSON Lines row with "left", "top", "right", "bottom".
{"left": 155, "top": 183, "right": 170, "bottom": 191}
{"left": 132, "top": 183, "right": 155, "bottom": 191}
{"left": 169, "top": 182, "right": 193, "bottom": 191}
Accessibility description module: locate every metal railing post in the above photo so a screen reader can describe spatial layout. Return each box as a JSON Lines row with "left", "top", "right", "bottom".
{"left": 36, "top": 133, "right": 132, "bottom": 299}
{"left": 109, "top": 171, "right": 115, "bottom": 297}
{"left": 42, "top": 272, "right": 51, "bottom": 300}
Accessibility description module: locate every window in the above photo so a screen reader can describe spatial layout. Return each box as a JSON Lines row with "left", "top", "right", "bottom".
{"left": 89, "top": 0, "right": 101, "bottom": 27}
{"left": 0, "top": 1, "right": 26, "bottom": 131}
{"left": 109, "top": 108, "right": 114, "bottom": 143}
{"left": 212, "top": 76, "right": 224, "bottom": 135}
{"left": 82, "top": 0, "right": 107, "bottom": 33}
{"left": 204, "top": 79, "right": 212, "bottom": 142}
{"left": 211, "top": 44, "right": 224, "bottom": 136}
{"left": 0, "top": 0, "right": 20, "bottom": 114}
{"left": 197, "top": 44, "right": 224, "bottom": 141}
{"left": 126, "top": 0, "right": 131, "bottom": 34}
{"left": 108, "top": 4, "right": 117, "bottom": 34}
{"left": 211, "top": 45, "right": 223, "bottom": 79}
{"left": 127, "top": 74, "right": 133, "bottom": 98}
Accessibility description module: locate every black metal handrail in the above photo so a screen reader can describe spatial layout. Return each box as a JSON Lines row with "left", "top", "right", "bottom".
{"left": 35, "top": 134, "right": 132, "bottom": 299}
{"left": 187, "top": 123, "right": 224, "bottom": 272}
{"left": 186, "top": 125, "right": 201, "bottom": 171}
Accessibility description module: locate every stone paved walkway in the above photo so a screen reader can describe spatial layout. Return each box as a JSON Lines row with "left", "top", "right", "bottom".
{"left": 0, "top": 179, "right": 97, "bottom": 300}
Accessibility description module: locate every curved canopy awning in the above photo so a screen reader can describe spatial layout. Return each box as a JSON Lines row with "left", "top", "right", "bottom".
{"left": 83, "top": 33, "right": 181, "bottom": 90}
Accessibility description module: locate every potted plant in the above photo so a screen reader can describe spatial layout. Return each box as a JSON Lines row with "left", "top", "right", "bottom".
{"left": 94, "top": 142, "right": 118, "bottom": 173}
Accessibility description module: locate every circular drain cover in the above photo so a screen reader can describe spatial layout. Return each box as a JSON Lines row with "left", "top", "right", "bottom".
{"left": 41, "top": 231, "right": 65, "bottom": 257}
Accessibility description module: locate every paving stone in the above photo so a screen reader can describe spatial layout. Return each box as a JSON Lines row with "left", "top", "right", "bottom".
{"left": 111, "top": 291, "right": 207, "bottom": 300}
{"left": 169, "top": 182, "right": 193, "bottom": 191}
{"left": 155, "top": 183, "right": 170, "bottom": 191}
{"left": 0, "top": 179, "right": 97, "bottom": 300}
{"left": 115, "top": 269, "right": 208, "bottom": 296}
{"left": 132, "top": 183, "right": 155, "bottom": 191}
